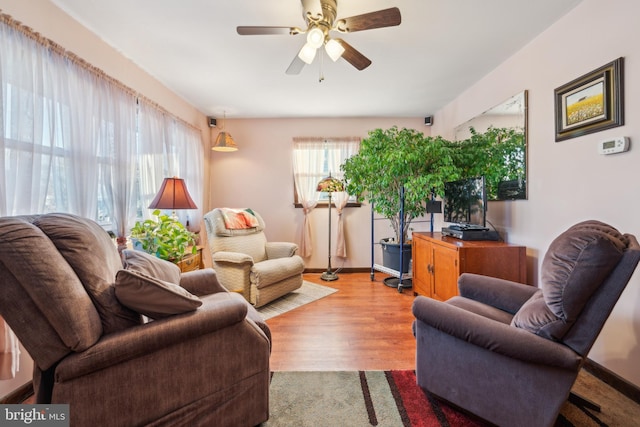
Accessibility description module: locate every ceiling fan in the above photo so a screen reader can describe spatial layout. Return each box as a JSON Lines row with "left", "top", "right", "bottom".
{"left": 237, "top": 0, "right": 401, "bottom": 75}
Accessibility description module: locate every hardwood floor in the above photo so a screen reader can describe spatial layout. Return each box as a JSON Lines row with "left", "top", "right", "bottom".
{"left": 267, "top": 272, "right": 417, "bottom": 371}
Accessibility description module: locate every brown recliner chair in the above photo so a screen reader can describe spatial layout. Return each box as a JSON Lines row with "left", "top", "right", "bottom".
{"left": 0, "top": 213, "right": 271, "bottom": 427}
{"left": 412, "top": 220, "right": 640, "bottom": 427}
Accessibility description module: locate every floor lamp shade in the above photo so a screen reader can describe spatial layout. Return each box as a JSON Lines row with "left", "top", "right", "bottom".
{"left": 148, "top": 177, "right": 198, "bottom": 210}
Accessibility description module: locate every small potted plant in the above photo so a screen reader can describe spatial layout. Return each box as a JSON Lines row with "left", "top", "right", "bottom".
{"left": 341, "top": 126, "right": 459, "bottom": 273}
{"left": 130, "top": 209, "right": 197, "bottom": 261}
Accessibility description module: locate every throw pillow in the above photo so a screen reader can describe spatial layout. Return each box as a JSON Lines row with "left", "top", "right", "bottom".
{"left": 121, "top": 249, "right": 181, "bottom": 284}
{"left": 510, "top": 290, "right": 564, "bottom": 340}
{"left": 115, "top": 269, "right": 202, "bottom": 319}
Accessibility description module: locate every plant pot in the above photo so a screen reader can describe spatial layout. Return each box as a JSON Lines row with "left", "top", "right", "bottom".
{"left": 380, "top": 237, "right": 412, "bottom": 274}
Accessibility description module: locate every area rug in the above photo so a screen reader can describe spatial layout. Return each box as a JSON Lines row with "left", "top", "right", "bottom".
{"left": 263, "top": 370, "right": 606, "bottom": 427}
{"left": 256, "top": 281, "right": 337, "bottom": 320}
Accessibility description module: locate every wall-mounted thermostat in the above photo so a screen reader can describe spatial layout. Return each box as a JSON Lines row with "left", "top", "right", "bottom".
{"left": 598, "top": 137, "right": 629, "bottom": 155}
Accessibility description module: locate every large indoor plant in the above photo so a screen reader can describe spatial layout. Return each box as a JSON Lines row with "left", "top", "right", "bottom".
{"left": 341, "top": 126, "right": 459, "bottom": 272}
{"left": 130, "top": 209, "right": 197, "bottom": 261}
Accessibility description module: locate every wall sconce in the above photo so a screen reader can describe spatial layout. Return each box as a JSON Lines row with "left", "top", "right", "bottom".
{"left": 211, "top": 111, "right": 238, "bottom": 152}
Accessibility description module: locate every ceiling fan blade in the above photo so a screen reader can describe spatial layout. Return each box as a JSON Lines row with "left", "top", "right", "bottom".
{"left": 286, "top": 54, "right": 306, "bottom": 75}
{"left": 336, "top": 7, "right": 401, "bottom": 33}
{"left": 335, "top": 39, "right": 371, "bottom": 71}
{"left": 237, "top": 26, "right": 298, "bottom": 36}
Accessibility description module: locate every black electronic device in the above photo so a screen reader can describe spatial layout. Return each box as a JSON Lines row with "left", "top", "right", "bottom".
{"left": 442, "top": 227, "right": 500, "bottom": 241}
{"left": 443, "top": 176, "right": 487, "bottom": 228}
{"left": 442, "top": 176, "right": 500, "bottom": 241}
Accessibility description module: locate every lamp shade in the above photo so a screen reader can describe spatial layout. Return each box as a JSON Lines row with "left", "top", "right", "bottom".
{"left": 212, "top": 131, "right": 238, "bottom": 152}
{"left": 317, "top": 176, "right": 344, "bottom": 193}
{"left": 148, "top": 177, "right": 198, "bottom": 210}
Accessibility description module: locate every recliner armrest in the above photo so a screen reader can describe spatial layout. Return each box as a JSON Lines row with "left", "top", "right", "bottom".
{"left": 179, "top": 268, "right": 227, "bottom": 296}
{"left": 412, "top": 296, "right": 581, "bottom": 370}
{"left": 212, "top": 251, "right": 253, "bottom": 265}
{"left": 457, "top": 273, "right": 537, "bottom": 314}
{"left": 265, "top": 242, "right": 298, "bottom": 259}
{"left": 56, "top": 292, "right": 251, "bottom": 381}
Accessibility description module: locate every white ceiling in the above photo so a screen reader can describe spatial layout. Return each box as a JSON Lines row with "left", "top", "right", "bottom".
{"left": 50, "top": 0, "right": 582, "bottom": 119}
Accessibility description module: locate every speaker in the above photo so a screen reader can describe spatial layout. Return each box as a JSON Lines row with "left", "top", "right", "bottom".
{"left": 208, "top": 117, "right": 217, "bottom": 128}
{"left": 426, "top": 200, "right": 442, "bottom": 214}
{"left": 424, "top": 116, "right": 433, "bottom": 126}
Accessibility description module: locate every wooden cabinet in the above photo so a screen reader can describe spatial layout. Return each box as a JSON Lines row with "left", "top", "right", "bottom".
{"left": 412, "top": 232, "right": 527, "bottom": 301}
{"left": 175, "top": 247, "right": 204, "bottom": 273}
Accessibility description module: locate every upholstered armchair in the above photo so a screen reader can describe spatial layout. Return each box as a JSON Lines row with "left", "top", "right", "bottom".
{"left": 204, "top": 208, "right": 305, "bottom": 307}
{"left": 0, "top": 213, "right": 271, "bottom": 427}
{"left": 412, "top": 220, "right": 640, "bottom": 427}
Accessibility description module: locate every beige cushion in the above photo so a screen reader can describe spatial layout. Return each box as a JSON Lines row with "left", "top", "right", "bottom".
{"left": 115, "top": 269, "right": 202, "bottom": 319}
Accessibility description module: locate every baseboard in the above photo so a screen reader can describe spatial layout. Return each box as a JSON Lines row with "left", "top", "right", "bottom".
{"left": 304, "top": 267, "right": 372, "bottom": 274}
{"left": 584, "top": 358, "right": 640, "bottom": 404}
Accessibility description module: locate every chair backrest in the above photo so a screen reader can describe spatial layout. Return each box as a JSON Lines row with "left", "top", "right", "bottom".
{"left": 563, "top": 233, "right": 640, "bottom": 355}
{"left": 0, "top": 214, "right": 140, "bottom": 371}
{"left": 204, "top": 208, "right": 268, "bottom": 262}
{"left": 511, "top": 221, "right": 640, "bottom": 357}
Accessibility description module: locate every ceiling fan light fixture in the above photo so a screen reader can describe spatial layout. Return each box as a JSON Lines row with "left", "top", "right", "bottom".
{"left": 306, "top": 26, "right": 325, "bottom": 48}
{"left": 325, "top": 39, "right": 345, "bottom": 61}
{"left": 298, "top": 42, "right": 318, "bottom": 64}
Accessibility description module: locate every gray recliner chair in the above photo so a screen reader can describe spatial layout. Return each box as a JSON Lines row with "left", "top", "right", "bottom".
{"left": 412, "top": 220, "right": 640, "bottom": 427}
{"left": 204, "top": 208, "right": 305, "bottom": 308}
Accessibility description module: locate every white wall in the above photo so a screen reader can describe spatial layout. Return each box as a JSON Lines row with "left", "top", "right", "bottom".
{"left": 432, "top": 0, "right": 640, "bottom": 386}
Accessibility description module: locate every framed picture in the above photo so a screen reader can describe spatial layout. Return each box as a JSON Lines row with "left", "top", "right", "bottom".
{"left": 554, "top": 57, "right": 624, "bottom": 141}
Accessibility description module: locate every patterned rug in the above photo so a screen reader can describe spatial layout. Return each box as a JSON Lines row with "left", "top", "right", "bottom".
{"left": 263, "top": 370, "right": 606, "bottom": 426}
{"left": 256, "top": 281, "right": 337, "bottom": 320}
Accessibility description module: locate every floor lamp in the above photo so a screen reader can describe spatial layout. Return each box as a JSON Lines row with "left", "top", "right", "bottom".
{"left": 317, "top": 175, "right": 344, "bottom": 281}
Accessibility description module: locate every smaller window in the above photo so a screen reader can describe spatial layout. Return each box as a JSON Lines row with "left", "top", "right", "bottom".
{"left": 292, "top": 137, "right": 360, "bottom": 207}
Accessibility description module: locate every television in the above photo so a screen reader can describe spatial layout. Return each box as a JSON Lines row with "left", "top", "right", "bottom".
{"left": 443, "top": 176, "right": 487, "bottom": 229}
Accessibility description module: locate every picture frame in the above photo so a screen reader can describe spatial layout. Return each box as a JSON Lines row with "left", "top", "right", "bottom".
{"left": 554, "top": 57, "right": 624, "bottom": 142}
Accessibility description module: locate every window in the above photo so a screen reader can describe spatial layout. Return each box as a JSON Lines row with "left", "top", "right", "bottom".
{"left": 0, "top": 14, "right": 203, "bottom": 238}
{"left": 292, "top": 137, "right": 360, "bottom": 207}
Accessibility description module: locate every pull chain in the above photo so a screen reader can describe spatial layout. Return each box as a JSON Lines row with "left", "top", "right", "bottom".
{"left": 318, "top": 48, "right": 325, "bottom": 83}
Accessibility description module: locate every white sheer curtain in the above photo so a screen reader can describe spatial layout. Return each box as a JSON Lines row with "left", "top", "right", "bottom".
{"left": 326, "top": 138, "right": 359, "bottom": 258}
{"left": 165, "top": 117, "right": 204, "bottom": 232}
{"left": 0, "top": 19, "right": 57, "bottom": 215}
{"left": 138, "top": 102, "right": 169, "bottom": 220}
{"left": 138, "top": 103, "right": 203, "bottom": 227}
{"left": 1, "top": 13, "right": 203, "bottom": 232}
{"left": 62, "top": 68, "right": 102, "bottom": 218}
{"left": 292, "top": 139, "right": 324, "bottom": 257}
{"left": 99, "top": 84, "right": 138, "bottom": 249}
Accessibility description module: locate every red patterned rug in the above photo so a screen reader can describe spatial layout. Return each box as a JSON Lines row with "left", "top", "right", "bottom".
{"left": 264, "top": 370, "right": 606, "bottom": 426}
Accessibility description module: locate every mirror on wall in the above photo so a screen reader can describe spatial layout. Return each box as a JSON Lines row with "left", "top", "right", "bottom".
{"left": 455, "top": 90, "right": 528, "bottom": 200}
